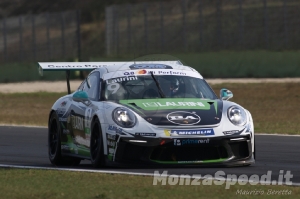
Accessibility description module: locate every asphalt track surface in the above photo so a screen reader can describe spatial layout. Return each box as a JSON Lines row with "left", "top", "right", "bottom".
{"left": 0, "top": 126, "right": 299, "bottom": 185}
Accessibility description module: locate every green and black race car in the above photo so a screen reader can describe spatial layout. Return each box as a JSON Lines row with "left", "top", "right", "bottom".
{"left": 39, "top": 60, "right": 255, "bottom": 167}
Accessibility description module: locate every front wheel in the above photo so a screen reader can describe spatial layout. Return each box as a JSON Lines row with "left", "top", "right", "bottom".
{"left": 48, "top": 112, "right": 81, "bottom": 166}
{"left": 48, "top": 112, "right": 65, "bottom": 165}
{"left": 90, "top": 118, "right": 105, "bottom": 168}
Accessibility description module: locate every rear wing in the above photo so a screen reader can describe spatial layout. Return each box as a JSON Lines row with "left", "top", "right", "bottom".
{"left": 38, "top": 62, "right": 128, "bottom": 94}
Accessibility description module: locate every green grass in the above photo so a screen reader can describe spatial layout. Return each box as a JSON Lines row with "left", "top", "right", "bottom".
{"left": 0, "top": 92, "right": 64, "bottom": 126}
{"left": 212, "top": 83, "right": 300, "bottom": 134}
{"left": 1, "top": 83, "right": 300, "bottom": 134}
{"left": 0, "top": 168, "right": 298, "bottom": 199}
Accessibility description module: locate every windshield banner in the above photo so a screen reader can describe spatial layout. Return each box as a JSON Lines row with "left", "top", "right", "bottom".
{"left": 102, "top": 69, "right": 203, "bottom": 81}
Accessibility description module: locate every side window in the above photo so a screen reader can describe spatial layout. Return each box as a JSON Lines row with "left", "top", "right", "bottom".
{"left": 78, "top": 81, "right": 85, "bottom": 91}
{"left": 83, "top": 72, "right": 100, "bottom": 101}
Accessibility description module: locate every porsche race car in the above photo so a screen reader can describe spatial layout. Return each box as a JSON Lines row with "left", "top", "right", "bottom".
{"left": 38, "top": 61, "right": 255, "bottom": 167}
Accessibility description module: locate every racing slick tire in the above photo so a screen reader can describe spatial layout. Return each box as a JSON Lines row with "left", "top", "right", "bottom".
{"left": 90, "top": 117, "right": 105, "bottom": 168}
{"left": 48, "top": 112, "right": 81, "bottom": 166}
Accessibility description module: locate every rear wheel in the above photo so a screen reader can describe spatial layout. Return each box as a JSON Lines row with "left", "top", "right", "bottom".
{"left": 90, "top": 118, "right": 105, "bottom": 168}
{"left": 48, "top": 112, "right": 81, "bottom": 166}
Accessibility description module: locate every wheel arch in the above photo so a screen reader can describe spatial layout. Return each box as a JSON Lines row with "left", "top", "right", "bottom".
{"left": 48, "top": 110, "right": 56, "bottom": 125}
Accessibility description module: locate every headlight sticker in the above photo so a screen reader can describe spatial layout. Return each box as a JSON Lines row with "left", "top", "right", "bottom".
{"left": 223, "top": 130, "right": 240, "bottom": 135}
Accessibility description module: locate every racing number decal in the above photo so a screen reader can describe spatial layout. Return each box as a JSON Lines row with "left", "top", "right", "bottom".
{"left": 107, "top": 83, "right": 120, "bottom": 94}
{"left": 85, "top": 108, "right": 92, "bottom": 129}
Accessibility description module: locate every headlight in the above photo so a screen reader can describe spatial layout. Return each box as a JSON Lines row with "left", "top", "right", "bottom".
{"left": 112, "top": 107, "right": 136, "bottom": 128}
{"left": 227, "top": 106, "right": 247, "bottom": 126}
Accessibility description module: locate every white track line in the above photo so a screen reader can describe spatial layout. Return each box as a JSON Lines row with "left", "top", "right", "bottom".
{"left": 0, "top": 124, "right": 46, "bottom": 128}
{"left": 0, "top": 164, "right": 154, "bottom": 176}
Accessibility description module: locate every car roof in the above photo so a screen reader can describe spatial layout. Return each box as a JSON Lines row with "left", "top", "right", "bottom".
{"left": 95, "top": 61, "right": 197, "bottom": 73}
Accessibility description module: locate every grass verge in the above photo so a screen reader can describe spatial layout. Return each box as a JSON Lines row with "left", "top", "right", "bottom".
{"left": 1, "top": 83, "right": 300, "bottom": 134}
{"left": 0, "top": 168, "right": 299, "bottom": 199}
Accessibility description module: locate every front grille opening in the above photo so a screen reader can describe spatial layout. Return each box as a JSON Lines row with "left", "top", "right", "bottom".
{"left": 229, "top": 141, "right": 249, "bottom": 159}
{"left": 150, "top": 146, "right": 228, "bottom": 162}
{"left": 115, "top": 142, "right": 147, "bottom": 161}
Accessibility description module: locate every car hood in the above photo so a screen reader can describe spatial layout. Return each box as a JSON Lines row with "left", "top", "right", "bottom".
{"left": 118, "top": 98, "right": 223, "bottom": 126}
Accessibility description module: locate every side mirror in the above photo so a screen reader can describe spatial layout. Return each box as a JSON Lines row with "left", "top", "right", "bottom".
{"left": 220, "top": 88, "right": 233, "bottom": 101}
{"left": 73, "top": 91, "right": 90, "bottom": 105}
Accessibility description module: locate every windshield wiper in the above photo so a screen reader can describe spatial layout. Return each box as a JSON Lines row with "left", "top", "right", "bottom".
{"left": 150, "top": 71, "right": 166, "bottom": 98}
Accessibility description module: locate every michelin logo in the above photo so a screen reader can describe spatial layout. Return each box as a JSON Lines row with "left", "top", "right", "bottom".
{"left": 171, "top": 129, "right": 214, "bottom": 135}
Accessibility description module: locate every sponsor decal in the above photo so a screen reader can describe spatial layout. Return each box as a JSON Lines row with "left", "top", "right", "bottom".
{"left": 108, "top": 147, "right": 115, "bottom": 154}
{"left": 164, "top": 129, "right": 171, "bottom": 136}
{"left": 108, "top": 125, "right": 117, "bottom": 131}
{"left": 63, "top": 129, "right": 70, "bottom": 134}
{"left": 106, "top": 76, "right": 137, "bottom": 84}
{"left": 85, "top": 108, "right": 92, "bottom": 128}
{"left": 124, "top": 71, "right": 135, "bottom": 75}
{"left": 72, "top": 116, "right": 84, "bottom": 131}
{"left": 142, "top": 101, "right": 205, "bottom": 107}
{"left": 61, "top": 145, "right": 70, "bottom": 150}
{"left": 170, "top": 129, "right": 214, "bottom": 135}
{"left": 47, "top": 64, "right": 104, "bottom": 68}
{"left": 107, "top": 133, "right": 116, "bottom": 140}
{"left": 135, "top": 133, "right": 156, "bottom": 137}
{"left": 167, "top": 111, "right": 201, "bottom": 125}
{"left": 57, "top": 108, "right": 66, "bottom": 115}
{"left": 107, "top": 140, "right": 115, "bottom": 147}
{"left": 108, "top": 125, "right": 124, "bottom": 134}
{"left": 129, "top": 64, "right": 173, "bottom": 69}
{"left": 120, "top": 99, "right": 212, "bottom": 111}
{"left": 173, "top": 138, "right": 210, "bottom": 146}
{"left": 59, "top": 118, "right": 67, "bottom": 122}
{"left": 153, "top": 70, "right": 187, "bottom": 76}
{"left": 60, "top": 101, "right": 67, "bottom": 107}
{"left": 137, "top": 69, "right": 147, "bottom": 74}
{"left": 223, "top": 130, "right": 239, "bottom": 135}
{"left": 130, "top": 70, "right": 188, "bottom": 76}
{"left": 103, "top": 69, "right": 202, "bottom": 82}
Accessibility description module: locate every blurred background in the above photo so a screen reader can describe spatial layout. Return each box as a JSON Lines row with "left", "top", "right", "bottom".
{"left": 0, "top": 0, "right": 300, "bottom": 82}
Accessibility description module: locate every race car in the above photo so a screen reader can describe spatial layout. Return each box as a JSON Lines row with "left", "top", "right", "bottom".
{"left": 38, "top": 61, "right": 255, "bottom": 167}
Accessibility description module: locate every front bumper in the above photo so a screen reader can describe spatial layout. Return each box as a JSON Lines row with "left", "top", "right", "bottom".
{"left": 112, "top": 134, "right": 254, "bottom": 167}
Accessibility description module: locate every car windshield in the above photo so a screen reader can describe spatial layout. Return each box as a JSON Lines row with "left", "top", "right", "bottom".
{"left": 103, "top": 74, "right": 217, "bottom": 101}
